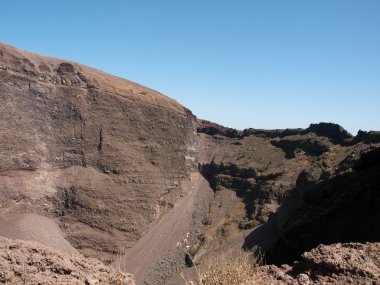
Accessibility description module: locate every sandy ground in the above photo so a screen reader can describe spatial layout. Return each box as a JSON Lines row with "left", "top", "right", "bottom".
{"left": 0, "top": 213, "right": 77, "bottom": 254}
{"left": 114, "top": 172, "right": 213, "bottom": 285}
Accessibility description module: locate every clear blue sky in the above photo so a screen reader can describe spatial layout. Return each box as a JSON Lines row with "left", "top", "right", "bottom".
{"left": 1, "top": 1, "right": 379, "bottom": 134}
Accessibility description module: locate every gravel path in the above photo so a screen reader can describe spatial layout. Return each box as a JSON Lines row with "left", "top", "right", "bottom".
{"left": 114, "top": 172, "right": 213, "bottom": 285}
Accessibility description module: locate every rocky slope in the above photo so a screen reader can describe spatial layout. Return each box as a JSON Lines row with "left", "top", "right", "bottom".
{"left": 191, "top": 119, "right": 380, "bottom": 283}
{"left": 0, "top": 42, "right": 197, "bottom": 263}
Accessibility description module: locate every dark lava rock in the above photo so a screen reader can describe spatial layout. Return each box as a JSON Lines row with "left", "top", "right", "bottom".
{"left": 271, "top": 135, "right": 331, "bottom": 158}
{"left": 242, "top": 128, "right": 304, "bottom": 138}
{"left": 353, "top": 130, "right": 380, "bottom": 144}
{"left": 305, "top": 122, "right": 353, "bottom": 144}
{"left": 197, "top": 119, "right": 242, "bottom": 138}
{"left": 243, "top": 123, "right": 352, "bottom": 145}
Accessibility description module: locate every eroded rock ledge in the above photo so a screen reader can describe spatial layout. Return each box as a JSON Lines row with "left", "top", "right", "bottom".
{"left": 255, "top": 242, "right": 380, "bottom": 285}
{"left": 0, "top": 236, "right": 135, "bottom": 285}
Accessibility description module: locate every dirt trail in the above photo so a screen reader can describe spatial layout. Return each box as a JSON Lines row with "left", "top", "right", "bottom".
{"left": 114, "top": 172, "right": 213, "bottom": 285}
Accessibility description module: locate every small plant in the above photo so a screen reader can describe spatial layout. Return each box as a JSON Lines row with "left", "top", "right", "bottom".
{"left": 257, "top": 161, "right": 272, "bottom": 173}
{"left": 202, "top": 214, "right": 212, "bottom": 226}
{"left": 295, "top": 147, "right": 303, "bottom": 153}
{"left": 177, "top": 233, "right": 263, "bottom": 285}
{"left": 177, "top": 233, "right": 204, "bottom": 283}
{"left": 219, "top": 226, "right": 229, "bottom": 238}
{"left": 111, "top": 253, "right": 136, "bottom": 285}
{"left": 177, "top": 233, "right": 195, "bottom": 266}
{"left": 255, "top": 156, "right": 263, "bottom": 163}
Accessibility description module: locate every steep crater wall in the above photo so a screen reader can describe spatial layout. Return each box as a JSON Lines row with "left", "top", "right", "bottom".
{"left": 0, "top": 43, "right": 197, "bottom": 263}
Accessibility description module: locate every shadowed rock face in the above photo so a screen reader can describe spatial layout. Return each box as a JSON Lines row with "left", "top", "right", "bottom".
{"left": 195, "top": 118, "right": 380, "bottom": 273}
{"left": 353, "top": 130, "right": 380, "bottom": 144}
{"left": 0, "top": 43, "right": 196, "bottom": 262}
{"left": 241, "top": 122, "right": 352, "bottom": 144}
{"left": 306, "top": 122, "right": 353, "bottom": 144}
{"left": 245, "top": 146, "right": 380, "bottom": 265}
{"left": 271, "top": 135, "right": 331, "bottom": 158}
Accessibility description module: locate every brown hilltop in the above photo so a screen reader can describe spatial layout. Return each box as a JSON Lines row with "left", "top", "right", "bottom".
{"left": 0, "top": 42, "right": 184, "bottom": 114}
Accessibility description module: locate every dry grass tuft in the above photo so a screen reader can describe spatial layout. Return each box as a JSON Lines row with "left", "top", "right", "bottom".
{"left": 109, "top": 270, "right": 136, "bottom": 285}
{"left": 188, "top": 254, "right": 260, "bottom": 285}
{"left": 111, "top": 253, "right": 136, "bottom": 285}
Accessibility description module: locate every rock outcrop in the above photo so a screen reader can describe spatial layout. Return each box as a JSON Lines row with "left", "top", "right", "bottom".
{"left": 0, "top": 236, "right": 135, "bottom": 285}
{"left": 197, "top": 119, "right": 242, "bottom": 138}
{"left": 244, "top": 122, "right": 353, "bottom": 144}
{"left": 305, "top": 122, "right": 353, "bottom": 144}
{"left": 271, "top": 135, "right": 331, "bottom": 158}
{"left": 242, "top": 128, "right": 304, "bottom": 139}
{"left": 353, "top": 130, "right": 380, "bottom": 144}
{"left": 255, "top": 242, "right": 380, "bottom": 285}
